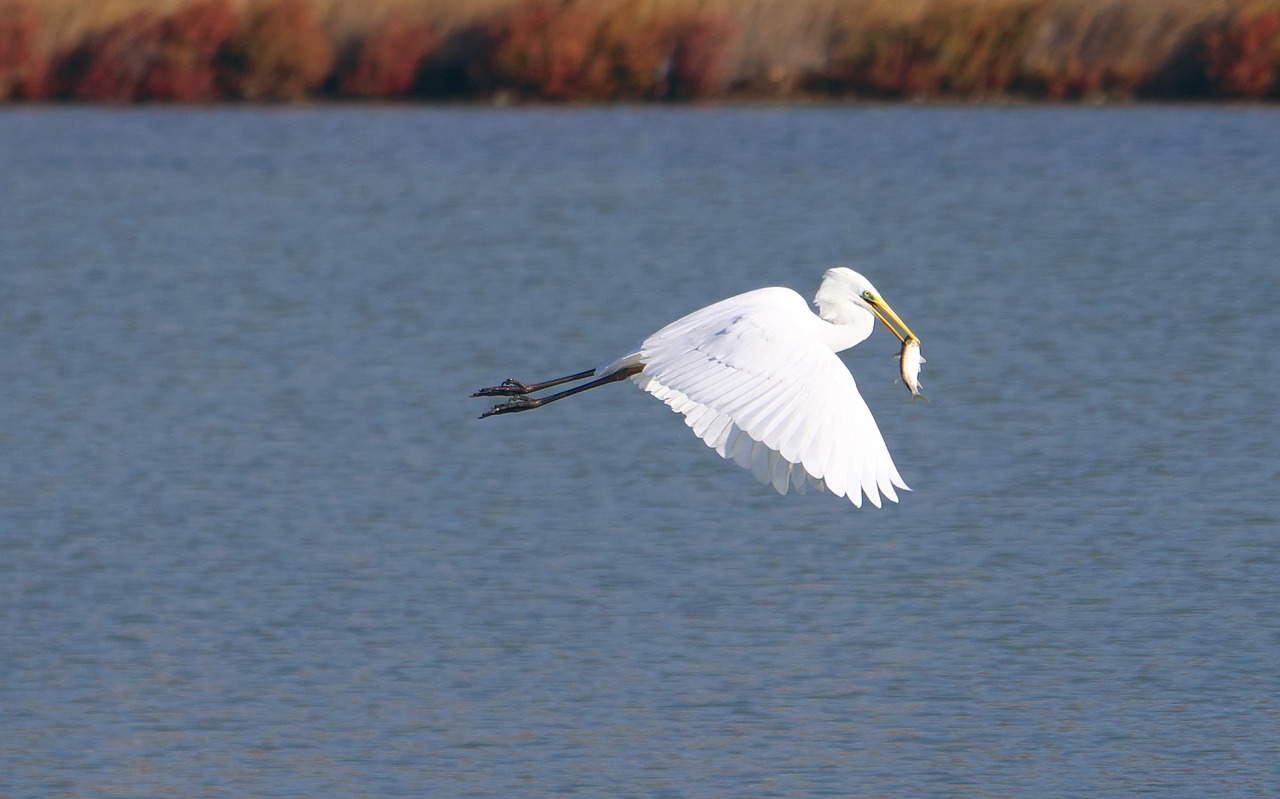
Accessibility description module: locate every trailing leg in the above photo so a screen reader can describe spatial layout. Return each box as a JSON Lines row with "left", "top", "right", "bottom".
{"left": 472, "top": 369, "right": 596, "bottom": 398}
{"left": 477, "top": 365, "right": 642, "bottom": 418}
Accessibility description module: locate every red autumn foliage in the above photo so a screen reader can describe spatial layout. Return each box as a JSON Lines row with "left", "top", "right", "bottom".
{"left": 7, "top": 0, "right": 1280, "bottom": 104}
{"left": 487, "top": 0, "right": 599, "bottom": 99}
{"left": 218, "top": 0, "right": 333, "bottom": 101}
{"left": 64, "top": 11, "right": 163, "bottom": 101}
{"left": 487, "top": 0, "right": 729, "bottom": 100}
{"left": 143, "top": 0, "right": 237, "bottom": 101}
{"left": 57, "top": 0, "right": 235, "bottom": 101}
{"left": 336, "top": 14, "right": 439, "bottom": 98}
{"left": 650, "top": 11, "right": 732, "bottom": 99}
{"left": 0, "top": 1, "right": 45, "bottom": 99}
{"left": 1201, "top": 4, "right": 1280, "bottom": 97}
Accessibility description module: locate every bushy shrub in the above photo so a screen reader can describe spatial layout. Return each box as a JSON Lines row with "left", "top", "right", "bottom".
{"left": 217, "top": 0, "right": 333, "bottom": 101}
{"left": 144, "top": 0, "right": 237, "bottom": 101}
{"left": 56, "top": 0, "right": 236, "bottom": 101}
{"left": 487, "top": 0, "right": 603, "bottom": 99}
{"left": 336, "top": 14, "right": 439, "bottom": 98}
{"left": 1200, "top": 3, "right": 1280, "bottom": 97}
{"left": 646, "top": 9, "right": 732, "bottom": 99}
{"left": 62, "top": 12, "right": 166, "bottom": 102}
{"left": 487, "top": 0, "right": 729, "bottom": 101}
{"left": 0, "top": 1, "right": 45, "bottom": 99}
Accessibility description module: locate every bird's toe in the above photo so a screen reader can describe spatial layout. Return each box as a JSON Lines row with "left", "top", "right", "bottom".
{"left": 472, "top": 378, "right": 533, "bottom": 398}
{"left": 479, "top": 396, "right": 542, "bottom": 418}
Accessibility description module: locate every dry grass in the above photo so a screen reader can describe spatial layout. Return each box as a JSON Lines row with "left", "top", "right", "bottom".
{"left": 30, "top": 0, "right": 519, "bottom": 49}
{"left": 5, "top": 0, "right": 1280, "bottom": 100}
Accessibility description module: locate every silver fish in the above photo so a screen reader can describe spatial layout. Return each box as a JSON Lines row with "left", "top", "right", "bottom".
{"left": 897, "top": 336, "right": 927, "bottom": 401}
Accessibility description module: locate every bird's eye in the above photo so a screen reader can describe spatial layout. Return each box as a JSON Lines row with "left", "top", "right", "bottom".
{"left": 861, "top": 290, "right": 875, "bottom": 301}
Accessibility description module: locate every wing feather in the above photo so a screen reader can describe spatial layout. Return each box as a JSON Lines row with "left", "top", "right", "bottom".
{"left": 632, "top": 287, "right": 907, "bottom": 507}
{"left": 684, "top": 404, "right": 717, "bottom": 436}
{"left": 701, "top": 413, "right": 735, "bottom": 451}
{"left": 726, "top": 425, "right": 753, "bottom": 468}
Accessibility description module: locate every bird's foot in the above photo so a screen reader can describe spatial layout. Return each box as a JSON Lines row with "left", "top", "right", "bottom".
{"left": 472, "top": 378, "right": 535, "bottom": 398}
{"left": 479, "top": 396, "right": 543, "bottom": 419}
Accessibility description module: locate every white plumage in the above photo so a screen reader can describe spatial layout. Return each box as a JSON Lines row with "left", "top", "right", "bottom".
{"left": 475, "top": 267, "right": 920, "bottom": 508}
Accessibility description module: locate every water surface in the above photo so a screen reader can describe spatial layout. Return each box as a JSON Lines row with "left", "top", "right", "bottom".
{"left": 1, "top": 106, "right": 1278, "bottom": 797}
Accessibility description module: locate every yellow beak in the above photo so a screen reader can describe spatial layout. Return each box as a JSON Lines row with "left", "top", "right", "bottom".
{"left": 867, "top": 296, "right": 918, "bottom": 344}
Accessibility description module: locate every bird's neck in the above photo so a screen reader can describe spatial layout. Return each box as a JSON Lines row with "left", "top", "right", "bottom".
{"left": 811, "top": 310, "right": 874, "bottom": 353}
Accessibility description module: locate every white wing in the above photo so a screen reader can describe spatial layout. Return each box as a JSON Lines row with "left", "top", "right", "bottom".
{"left": 630, "top": 287, "right": 908, "bottom": 508}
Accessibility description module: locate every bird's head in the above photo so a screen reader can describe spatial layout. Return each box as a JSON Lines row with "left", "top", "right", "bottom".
{"left": 814, "top": 267, "right": 917, "bottom": 343}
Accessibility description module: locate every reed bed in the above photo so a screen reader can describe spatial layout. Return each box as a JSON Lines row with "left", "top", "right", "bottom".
{"left": 2, "top": 0, "right": 1278, "bottom": 101}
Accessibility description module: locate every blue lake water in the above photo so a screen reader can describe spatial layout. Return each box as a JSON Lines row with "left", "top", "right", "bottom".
{"left": 1, "top": 105, "right": 1278, "bottom": 797}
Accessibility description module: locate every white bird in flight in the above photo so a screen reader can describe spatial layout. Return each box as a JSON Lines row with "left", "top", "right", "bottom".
{"left": 474, "top": 267, "right": 920, "bottom": 507}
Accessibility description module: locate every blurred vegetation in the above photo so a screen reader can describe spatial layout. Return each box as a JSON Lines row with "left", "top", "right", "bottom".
{"left": 2, "top": 0, "right": 1279, "bottom": 101}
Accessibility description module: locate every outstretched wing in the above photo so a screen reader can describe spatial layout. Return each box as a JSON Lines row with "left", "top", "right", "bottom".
{"left": 632, "top": 287, "right": 908, "bottom": 507}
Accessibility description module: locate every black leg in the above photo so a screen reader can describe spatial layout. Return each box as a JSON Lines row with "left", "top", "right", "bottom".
{"left": 472, "top": 369, "right": 597, "bottom": 398}
{"left": 478, "top": 366, "right": 642, "bottom": 419}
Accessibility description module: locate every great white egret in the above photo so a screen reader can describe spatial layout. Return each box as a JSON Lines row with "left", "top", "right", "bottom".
{"left": 474, "top": 267, "right": 921, "bottom": 508}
